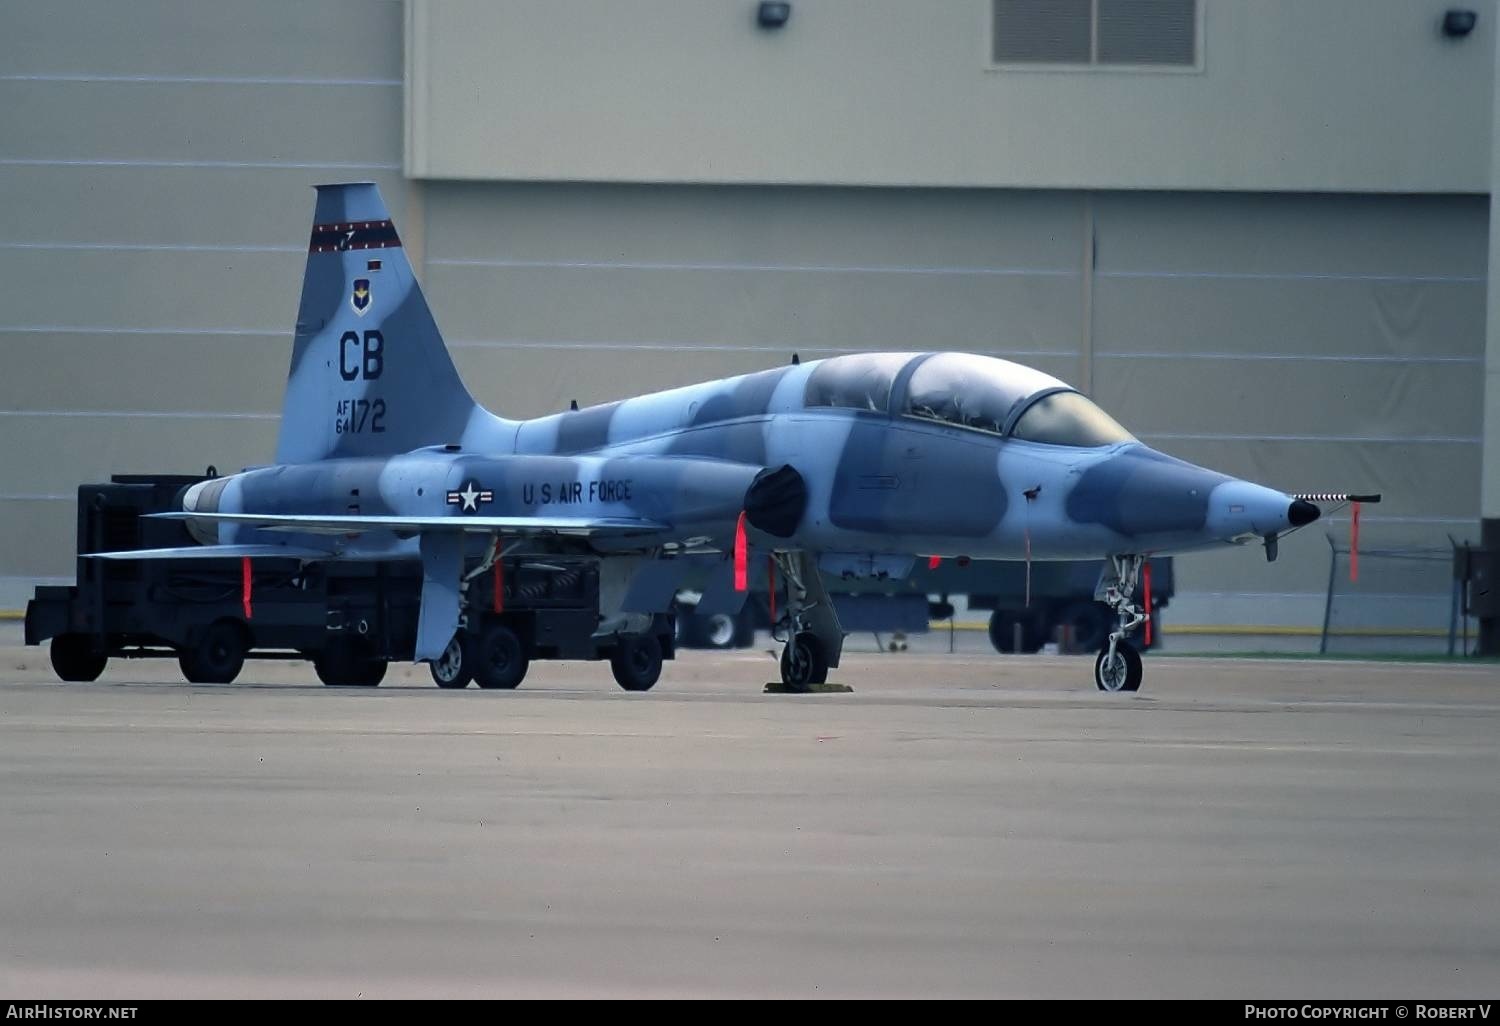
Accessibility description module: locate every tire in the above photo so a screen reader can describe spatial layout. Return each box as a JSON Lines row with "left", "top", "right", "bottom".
{"left": 180, "top": 619, "right": 247, "bottom": 684}
{"left": 988, "top": 611, "right": 1042, "bottom": 654}
{"left": 312, "top": 652, "right": 346, "bottom": 686}
{"left": 779, "top": 632, "right": 827, "bottom": 692}
{"left": 1094, "top": 639, "right": 1143, "bottom": 693}
{"left": 429, "top": 633, "right": 474, "bottom": 689}
{"left": 473, "top": 623, "right": 528, "bottom": 690}
{"left": 1058, "top": 601, "right": 1112, "bottom": 654}
{"left": 349, "top": 658, "right": 387, "bottom": 687}
{"left": 676, "top": 606, "right": 753, "bottom": 650}
{"left": 314, "top": 638, "right": 385, "bottom": 687}
{"left": 611, "top": 633, "right": 663, "bottom": 691}
{"left": 701, "top": 613, "right": 738, "bottom": 650}
{"left": 50, "top": 633, "right": 107, "bottom": 682}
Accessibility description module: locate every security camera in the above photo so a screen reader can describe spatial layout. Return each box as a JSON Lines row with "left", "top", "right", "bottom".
{"left": 1442, "top": 9, "right": 1477, "bottom": 38}
{"left": 757, "top": 2, "right": 791, "bottom": 29}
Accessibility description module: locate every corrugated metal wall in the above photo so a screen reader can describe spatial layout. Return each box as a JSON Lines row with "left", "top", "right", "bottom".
{"left": 425, "top": 183, "right": 1485, "bottom": 629}
{"left": 1089, "top": 193, "right": 1485, "bottom": 627}
{"left": 0, "top": 0, "right": 409, "bottom": 603}
{"left": 1, "top": 1, "right": 1485, "bottom": 631}
{"left": 426, "top": 183, "right": 1084, "bottom": 416}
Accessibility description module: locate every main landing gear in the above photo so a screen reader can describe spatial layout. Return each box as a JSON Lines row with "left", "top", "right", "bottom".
{"left": 770, "top": 551, "right": 843, "bottom": 691}
{"left": 1094, "top": 554, "right": 1146, "bottom": 693}
{"left": 780, "top": 632, "right": 828, "bottom": 690}
{"left": 430, "top": 633, "right": 474, "bottom": 689}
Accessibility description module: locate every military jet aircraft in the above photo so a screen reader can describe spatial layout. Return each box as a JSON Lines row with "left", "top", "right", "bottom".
{"left": 96, "top": 182, "right": 1362, "bottom": 693}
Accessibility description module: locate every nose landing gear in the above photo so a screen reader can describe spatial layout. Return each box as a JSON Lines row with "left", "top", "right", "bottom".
{"left": 1094, "top": 638, "right": 1142, "bottom": 692}
{"left": 1095, "top": 554, "right": 1146, "bottom": 693}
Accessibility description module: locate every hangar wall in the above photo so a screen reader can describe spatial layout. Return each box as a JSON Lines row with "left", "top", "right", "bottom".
{"left": 0, "top": 0, "right": 412, "bottom": 605}
{"left": 406, "top": 0, "right": 1496, "bottom": 193}
{"left": 1, "top": 0, "right": 1487, "bottom": 637}
{"left": 420, "top": 183, "right": 1485, "bottom": 630}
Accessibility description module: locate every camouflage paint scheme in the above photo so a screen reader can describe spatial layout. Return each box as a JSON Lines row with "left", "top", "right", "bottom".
{"left": 115, "top": 183, "right": 1315, "bottom": 668}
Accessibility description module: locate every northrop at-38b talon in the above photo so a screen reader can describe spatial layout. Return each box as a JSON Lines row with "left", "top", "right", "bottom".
{"left": 90, "top": 182, "right": 1373, "bottom": 692}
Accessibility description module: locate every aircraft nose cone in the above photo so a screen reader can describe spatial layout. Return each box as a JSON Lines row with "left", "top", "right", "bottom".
{"left": 1287, "top": 499, "right": 1320, "bottom": 528}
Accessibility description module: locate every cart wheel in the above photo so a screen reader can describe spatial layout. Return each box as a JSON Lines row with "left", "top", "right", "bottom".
{"left": 611, "top": 633, "right": 663, "bottom": 691}
{"left": 315, "top": 638, "right": 385, "bottom": 687}
{"left": 988, "top": 610, "right": 1042, "bottom": 654}
{"left": 50, "top": 633, "right": 107, "bottom": 682}
{"left": 1058, "top": 601, "right": 1111, "bottom": 653}
{"left": 180, "top": 620, "right": 247, "bottom": 684}
{"left": 474, "top": 623, "right": 529, "bottom": 690}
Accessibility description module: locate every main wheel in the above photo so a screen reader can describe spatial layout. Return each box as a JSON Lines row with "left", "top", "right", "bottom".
{"left": 180, "top": 620, "right": 247, "bottom": 684}
{"left": 611, "top": 633, "right": 663, "bottom": 691}
{"left": 50, "top": 633, "right": 107, "bottom": 682}
{"left": 474, "top": 623, "right": 528, "bottom": 690}
{"left": 779, "top": 632, "right": 827, "bottom": 692}
{"left": 1094, "top": 638, "right": 1143, "bottom": 693}
{"left": 429, "top": 633, "right": 474, "bottom": 689}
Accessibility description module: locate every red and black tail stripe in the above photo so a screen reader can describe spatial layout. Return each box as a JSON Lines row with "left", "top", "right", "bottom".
{"left": 309, "top": 219, "right": 402, "bottom": 253}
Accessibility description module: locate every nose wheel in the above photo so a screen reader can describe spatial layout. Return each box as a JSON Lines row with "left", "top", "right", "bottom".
{"left": 1094, "top": 638, "right": 1142, "bottom": 692}
{"left": 1096, "top": 554, "right": 1148, "bottom": 693}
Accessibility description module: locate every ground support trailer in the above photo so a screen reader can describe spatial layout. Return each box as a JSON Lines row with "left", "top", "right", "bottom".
{"left": 25, "top": 474, "right": 674, "bottom": 690}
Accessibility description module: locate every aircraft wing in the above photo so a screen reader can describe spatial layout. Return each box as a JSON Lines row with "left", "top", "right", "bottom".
{"left": 145, "top": 511, "right": 669, "bottom": 538}
{"left": 86, "top": 543, "right": 335, "bottom": 561}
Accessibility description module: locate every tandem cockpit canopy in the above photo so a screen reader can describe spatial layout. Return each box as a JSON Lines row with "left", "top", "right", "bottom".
{"left": 801, "top": 352, "right": 913, "bottom": 413}
{"left": 802, "top": 351, "right": 1135, "bottom": 448}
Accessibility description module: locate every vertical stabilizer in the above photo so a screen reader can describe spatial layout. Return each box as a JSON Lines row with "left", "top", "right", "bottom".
{"left": 275, "top": 182, "right": 480, "bottom": 464}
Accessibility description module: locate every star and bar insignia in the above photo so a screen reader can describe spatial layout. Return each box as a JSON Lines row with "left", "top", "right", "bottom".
{"left": 446, "top": 479, "right": 493, "bottom": 513}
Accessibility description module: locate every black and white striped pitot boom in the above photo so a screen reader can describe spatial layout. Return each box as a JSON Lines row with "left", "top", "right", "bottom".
{"left": 1293, "top": 493, "right": 1383, "bottom": 503}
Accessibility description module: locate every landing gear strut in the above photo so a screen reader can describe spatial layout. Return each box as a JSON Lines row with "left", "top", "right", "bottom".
{"left": 771, "top": 551, "right": 841, "bottom": 691}
{"left": 1095, "top": 554, "right": 1146, "bottom": 693}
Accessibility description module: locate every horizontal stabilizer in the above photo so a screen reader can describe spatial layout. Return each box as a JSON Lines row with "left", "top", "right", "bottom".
{"left": 148, "top": 511, "right": 668, "bottom": 537}
{"left": 85, "top": 544, "right": 332, "bottom": 561}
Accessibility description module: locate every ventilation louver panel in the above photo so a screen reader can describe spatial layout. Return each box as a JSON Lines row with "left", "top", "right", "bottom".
{"left": 1097, "top": 0, "right": 1196, "bottom": 65}
{"left": 992, "top": 0, "right": 1092, "bottom": 63}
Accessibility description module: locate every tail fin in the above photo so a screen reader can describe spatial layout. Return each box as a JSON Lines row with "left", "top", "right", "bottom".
{"left": 275, "top": 182, "right": 479, "bottom": 464}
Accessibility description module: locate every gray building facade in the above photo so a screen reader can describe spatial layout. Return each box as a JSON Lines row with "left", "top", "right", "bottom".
{"left": 3, "top": 0, "right": 1494, "bottom": 637}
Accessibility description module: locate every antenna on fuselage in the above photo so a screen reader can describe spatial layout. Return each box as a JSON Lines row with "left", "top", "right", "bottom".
{"left": 791, "top": 353, "right": 800, "bottom": 365}
{"left": 569, "top": 399, "right": 579, "bottom": 411}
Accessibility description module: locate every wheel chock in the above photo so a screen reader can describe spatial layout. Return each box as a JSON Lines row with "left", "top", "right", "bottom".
{"left": 763, "top": 681, "right": 854, "bottom": 694}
